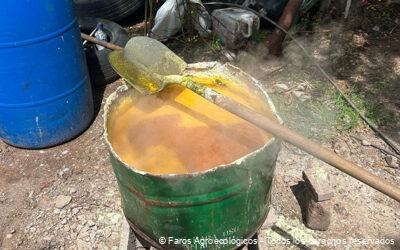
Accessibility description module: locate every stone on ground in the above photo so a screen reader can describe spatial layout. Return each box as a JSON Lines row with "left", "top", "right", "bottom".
{"left": 385, "top": 155, "right": 399, "bottom": 168}
{"left": 304, "top": 189, "right": 332, "bottom": 231}
{"left": 262, "top": 207, "right": 277, "bottom": 229}
{"left": 54, "top": 195, "right": 72, "bottom": 209}
{"left": 302, "top": 166, "right": 334, "bottom": 202}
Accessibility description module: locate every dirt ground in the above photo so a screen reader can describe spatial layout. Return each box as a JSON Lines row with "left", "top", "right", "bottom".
{"left": 1, "top": 2, "right": 400, "bottom": 250}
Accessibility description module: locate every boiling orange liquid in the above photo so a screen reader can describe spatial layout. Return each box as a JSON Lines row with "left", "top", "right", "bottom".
{"left": 108, "top": 81, "right": 274, "bottom": 174}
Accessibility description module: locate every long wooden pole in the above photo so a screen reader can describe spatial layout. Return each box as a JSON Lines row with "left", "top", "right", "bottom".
{"left": 206, "top": 91, "right": 400, "bottom": 202}
{"left": 81, "top": 34, "right": 400, "bottom": 202}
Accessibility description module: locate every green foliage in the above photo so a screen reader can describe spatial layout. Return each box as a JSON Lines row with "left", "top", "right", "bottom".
{"left": 251, "top": 30, "right": 266, "bottom": 44}
{"left": 333, "top": 92, "right": 360, "bottom": 131}
{"left": 298, "top": 16, "right": 312, "bottom": 29}
{"left": 375, "top": 80, "right": 390, "bottom": 91}
{"left": 270, "top": 75, "right": 395, "bottom": 142}
{"left": 212, "top": 38, "right": 222, "bottom": 51}
{"left": 329, "top": 88, "right": 393, "bottom": 130}
{"left": 362, "top": 94, "right": 393, "bottom": 126}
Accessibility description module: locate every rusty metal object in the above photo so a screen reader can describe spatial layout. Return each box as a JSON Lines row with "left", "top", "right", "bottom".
{"left": 266, "top": 0, "right": 302, "bottom": 56}
{"left": 80, "top": 33, "right": 123, "bottom": 50}
{"left": 104, "top": 63, "right": 281, "bottom": 249}
{"left": 127, "top": 218, "right": 164, "bottom": 249}
{"left": 128, "top": 184, "right": 245, "bottom": 207}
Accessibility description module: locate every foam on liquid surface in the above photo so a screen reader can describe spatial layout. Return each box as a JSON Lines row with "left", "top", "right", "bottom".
{"left": 108, "top": 81, "right": 274, "bottom": 175}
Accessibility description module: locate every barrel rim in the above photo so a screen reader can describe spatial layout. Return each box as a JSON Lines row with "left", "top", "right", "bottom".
{"left": 0, "top": 19, "right": 77, "bottom": 48}
{"left": 103, "top": 62, "right": 282, "bottom": 178}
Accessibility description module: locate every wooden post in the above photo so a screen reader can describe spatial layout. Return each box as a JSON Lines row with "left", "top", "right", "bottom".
{"left": 266, "top": 0, "right": 302, "bottom": 56}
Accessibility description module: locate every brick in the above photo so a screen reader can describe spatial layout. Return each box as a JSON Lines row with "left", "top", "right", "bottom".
{"left": 302, "top": 166, "right": 334, "bottom": 202}
{"left": 304, "top": 188, "right": 332, "bottom": 231}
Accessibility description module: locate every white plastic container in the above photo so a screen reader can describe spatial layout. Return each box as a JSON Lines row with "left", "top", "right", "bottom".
{"left": 211, "top": 7, "right": 260, "bottom": 49}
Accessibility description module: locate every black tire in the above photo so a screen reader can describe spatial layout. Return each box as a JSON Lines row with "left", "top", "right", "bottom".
{"left": 74, "top": 0, "right": 143, "bottom": 21}
{"left": 79, "top": 17, "right": 129, "bottom": 86}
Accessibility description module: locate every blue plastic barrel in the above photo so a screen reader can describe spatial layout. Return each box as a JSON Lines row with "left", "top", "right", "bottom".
{"left": 0, "top": 0, "right": 94, "bottom": 148}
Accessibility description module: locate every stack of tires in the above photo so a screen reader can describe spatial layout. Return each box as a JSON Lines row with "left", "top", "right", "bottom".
{"left": 75, "top": 0, "right": 142, "bottom": 86}
{"left": 74, "top": 0, "right": 142, "bottom": 21}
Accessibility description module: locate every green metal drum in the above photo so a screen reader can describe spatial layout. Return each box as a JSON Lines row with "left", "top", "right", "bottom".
{"left": 104, "top": 63, "right": 281, "bottom": 249}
